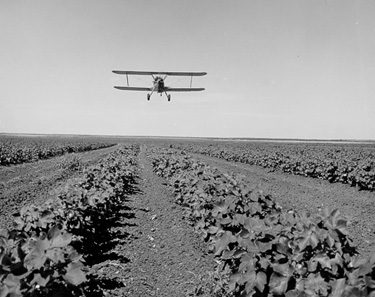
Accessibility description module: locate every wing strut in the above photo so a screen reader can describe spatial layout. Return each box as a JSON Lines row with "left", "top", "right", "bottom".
{"left": 190, "top": 75, "right": 193, "bottom": 88}
{"left": 126, "top": 74, "right": 129, "bottom": 86}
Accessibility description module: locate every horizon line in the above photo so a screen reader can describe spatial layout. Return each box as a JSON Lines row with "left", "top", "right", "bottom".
{"left": 1, "top": 132, "right": 374, "bottom": 143}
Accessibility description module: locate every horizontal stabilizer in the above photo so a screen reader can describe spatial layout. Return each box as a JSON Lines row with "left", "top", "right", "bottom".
{"left": 112, "top": 70, "right": 207, "bottom": 77}
{"left": 114, "top": 86, "right": 151, "bottom": 91}
{"left": 166, "top": 87, "right": 205, "bottom": 92}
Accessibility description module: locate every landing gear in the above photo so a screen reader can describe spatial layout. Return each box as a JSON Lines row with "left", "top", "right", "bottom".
{"left": 165, "top": 91, "right": 171, "bottom": 102}
{"left": 147, "top": 89, "right": 155, "bottom": 101}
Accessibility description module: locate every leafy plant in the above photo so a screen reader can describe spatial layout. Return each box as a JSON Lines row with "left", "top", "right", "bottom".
{"left": 1, "top": 144, "right": 140, "bottom": 297}
{"left": 170, "top": 142, "right": 375, "bottom": 191}
{"left": 150, "top": 147, "right": 375, "bottom": 297}
{"left": 56, "top": 154, "right": 83, "bottom": 171}
{"left": 0, "top": 225, "right": 86, "bottom": 297}
{"left": 0, "top": 136, "right": 116, "bottom": 166}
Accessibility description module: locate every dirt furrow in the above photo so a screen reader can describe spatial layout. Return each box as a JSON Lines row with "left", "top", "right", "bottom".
{"left": 106, "top": 145, "right": 215, "bottom": 297}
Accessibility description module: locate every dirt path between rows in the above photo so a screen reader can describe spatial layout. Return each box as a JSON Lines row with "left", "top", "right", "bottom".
{"left": 184, "top": 151, "right": 375, "bottom": 259}
{"left": 99, "top": 145, "right": 215, "bottom": 296}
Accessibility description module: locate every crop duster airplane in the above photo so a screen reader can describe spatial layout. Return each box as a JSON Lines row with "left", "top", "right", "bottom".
{"left": 112, "top": 70, "right": 206, "bottom": 101}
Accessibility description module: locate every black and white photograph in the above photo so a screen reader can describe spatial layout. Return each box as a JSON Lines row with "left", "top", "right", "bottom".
{"left": 1, "top": 1, "right": 375, "bottom": 296}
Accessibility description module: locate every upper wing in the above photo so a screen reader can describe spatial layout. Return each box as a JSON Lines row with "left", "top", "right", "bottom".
{"left": 112, "top": 70, "right": 207, "bottom": 77}
{"left": 114, "top": 86, "right": 151, "bottom": 91}
{"left": 165, "top": 87, "right": 205, "bottom": 92}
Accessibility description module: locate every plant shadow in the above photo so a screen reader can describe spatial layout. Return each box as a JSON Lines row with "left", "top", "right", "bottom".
{"left": 83, "top": 276, "right": 127, "bottom": 297}
{"left": 76, "top": 180, "right": 143, "bottom": 295}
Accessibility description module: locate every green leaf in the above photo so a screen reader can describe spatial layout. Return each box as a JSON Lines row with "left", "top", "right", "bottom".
{"left": 369, "top": 252, "right": 375, "bottom": 265}
{"left": 47, "top": 225, "right": 61, "bottom": 240}
{"left": 242, "top": 217, "right": 262, "bottom": 233}
{"left": 276, "top": 237, "right": 292, "bottom": 256}
{"left": 330, "top": 278, "right": 346, "bottom": 297}
{"left": 46, "top": 249, "right": 65, "bottom": 263}
{"left": 228, "top": 273, "right": 241, "bottom": 292}
{"left": 249, "top": 190, "right": 261, "bottom": 202}
{"left": 50, "top": 232, "right": 72, "bottom": 248}
{"left": 30, "top": 273, "right": 50, "bottom": 287}
{"left": 255, "top": 271, "right": 267, "bottom": 292}
{"left": 269, "top": 272, "right": 289, "bottom": 295}
{"left": 285, "top": 290, "right": 309, "bottom": 297}
{"left": 232, "top": 213, "right": 245, "bottom": 226}
{"left": 0, "top": 286, "right": 9, "bottom": 297}
{"left": 314, "top": 252, "right": 332, "bottom": 269}
{"left": 323, "top": 209, "right": 349, "bottom": 235}
{"left": 238, "top": 253, "right": 255, "bottom": 272}
{"left": 358, "top": 262, "right": 373, "bottom": 276}
{"left": 233, "top": 249, "right": 247, "bottom": 259}
{"left": 248, "top": 202, "right": 262, "bottom": 215}
{"left": 298, "top": 227, "right": 319, "bottom": 251}
{"left": 350, "top": 255, "right": 368, "bottom": 268}
{"left": 273, "top": 263, "right": 294, "bottom": 277}
{"left": 258, "top": 241, "right": 272, "bottom": 251}
{"left": 208, "top": 226, "right": 219, "bottom": 234}
{"left": 214, "top": 231, "right": 236, "bottom": 256}
{"left": 24, "top": 245, "right": 47, "bottom": 270}
{"left": 336, "top": 219, "right": 349, "bottom": 235}
{"left": 326, "top": 233, "right": 335, "bottom": 247}
{"left": 40, "top": 210, "right": 55, "bottom": 228}
{"left": 238, "top": 238, "right": 259, "bottom": 253}
{"left": 230, "top": 189, "right": 240, "bottom": 197}
{"left": 242, "top": 270, "right": 256, "bottom": 286}
{"left": 329, "top": 253, "right": 343, "bottom": 275}
{"left": 3, "top": 274, "right": 20, "bottom": 289}
{"left": 304, "top": 274, "right": 328, "bottom": 296}
{"left": 220, "top": 217, "right": 232, "bottom": 225}
{"left": 63, "top": 262, "right": 87, "bottom": 285}
{"left": 222, "top": 249, "right": 235, "bottom": 259}
{"left": 367, "top": 277, "right": 375, "bottom": 290}
{"left": 212, "top": 200, "right": 227, "bottom": 217}
{"left": 194, "top": 219, "right": 205, "bottom": 230}
{"left": 12, "top": 217, "right": 25, "bottom": 230}
{"left": 308, "top": 258, "right": 318, "bottom": 272}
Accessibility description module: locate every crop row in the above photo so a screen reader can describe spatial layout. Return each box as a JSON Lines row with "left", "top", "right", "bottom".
{"left": 170, "top": 142, "right": 375, "bottom": 191}
{"left": 0, "top": 144, "right": 140, "bottom": 297}
{"left": 150, "top": 148, "right": 375, "bottom": 297}
{"left": 0, "top": 137, "right": 116, "bottom": 166}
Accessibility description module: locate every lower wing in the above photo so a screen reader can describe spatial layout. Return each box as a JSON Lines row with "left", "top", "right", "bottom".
{"left": 166, "top": 87, "right": 205, "bottom": 92}
{"left": 114, "top": 86, "right": 151, "bottom": 91}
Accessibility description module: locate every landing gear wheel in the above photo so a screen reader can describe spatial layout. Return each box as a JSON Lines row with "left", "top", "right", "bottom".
{"left": 147, "top": 94, "right": 150, "bottom": 101}
{"left": 167, "top": 95, "right": 171, "bottom": 102}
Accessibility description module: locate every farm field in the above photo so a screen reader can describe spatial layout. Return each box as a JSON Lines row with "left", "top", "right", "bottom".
{"left": 169, "top": 140, "right": 375, "bottom": 191}
{"left": 0, "top": 134, "right": 116, "bottom": 166}
{"left": 1, "top": 135, "right": 375, "bottom": 296}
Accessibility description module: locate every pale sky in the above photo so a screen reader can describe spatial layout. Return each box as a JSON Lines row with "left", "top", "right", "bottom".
{"left": 0, "top": 0, "right": 374, "bottom": 140}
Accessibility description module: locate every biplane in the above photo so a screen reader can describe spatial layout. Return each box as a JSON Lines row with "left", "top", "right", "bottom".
{"left": 112, "top": 70, "right": 206, "bottom": 101}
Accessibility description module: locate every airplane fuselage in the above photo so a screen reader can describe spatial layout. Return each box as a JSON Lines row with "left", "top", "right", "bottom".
{"left": 153, "top": 77, "right": 165, "bottom": 93}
